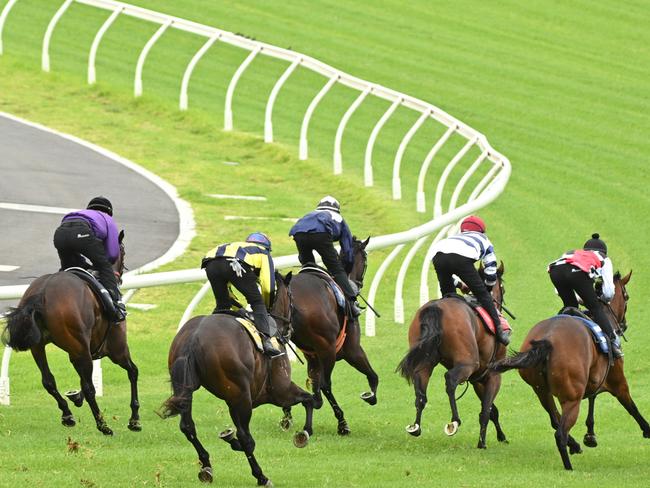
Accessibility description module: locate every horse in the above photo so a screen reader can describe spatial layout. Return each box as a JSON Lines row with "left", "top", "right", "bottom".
{"left": 397, "top": 262, "right": 508, "bottom": 449}
{"left": 1, "top": 230, "right": 140, "bottom": 435}
{"left": 287, "top": 236, "right": 377, "bottom": 435}
{"left": 160, "top": 271, "right": 314, "bottom": 486}
{"left": 492, "top": 271, "right": 649, "bottom": 470}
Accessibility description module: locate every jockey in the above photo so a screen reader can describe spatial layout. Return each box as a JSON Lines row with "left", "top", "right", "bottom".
{"left": 53, "top": 196, "right": 127, "bottom": 323}
{"left": 548, "top": 233, "right": 621, "bottom": 359}
{"left": 431, "top": 215, "right": 510, "bottom": 345}
{"left": 202, "top": 232, "right": 283, "bottom": 357}
{"left": 289, "top": 196, "right": 362, "bottom": 318}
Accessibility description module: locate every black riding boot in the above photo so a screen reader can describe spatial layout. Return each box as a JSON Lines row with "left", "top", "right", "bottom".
{"left": 608, "top": 334, "right": 623, "bottom": 359}
{"left": 491, "top": 314, "right": 510, "bottom": 346}
{"left": 253, "top": 312, "right": 283, "bottom": 358}
{"left": 348, "top": 297, "right": 363, "bottom": 318}
{"left": 109, "top": 289, "right": 127, "bottom": 324}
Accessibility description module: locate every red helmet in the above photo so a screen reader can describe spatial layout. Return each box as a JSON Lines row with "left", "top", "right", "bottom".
{"left": 460, "top": 215, "right": 486, "bottom": 233}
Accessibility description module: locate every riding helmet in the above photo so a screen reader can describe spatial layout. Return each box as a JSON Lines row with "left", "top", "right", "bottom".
{"left": 246, "top": 232, "right": 272, "bottom": 251}
{"left": 316, "top": 195, "right": 340, "bottom": 213}
{"left": 87, "top": 196, "right": 113, "bottom": 216}
{"left": 583, "top": 233, "right": 607, "bottom": 256}
{"left": 460, "top": 215, "right": 486, "bottom": 233}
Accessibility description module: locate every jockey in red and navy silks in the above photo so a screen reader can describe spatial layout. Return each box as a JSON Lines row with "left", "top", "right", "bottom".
{"left": 548, "top": 233, "right": 621, "bottom": 358}
{"left": 289, "top": 196, "right": 361, "bottom": 317}
{"left": 431, "top": 215, "right": 510, "bottom": 345}
{"left": 53, "top": 196, "right": 126, "bottom": 323}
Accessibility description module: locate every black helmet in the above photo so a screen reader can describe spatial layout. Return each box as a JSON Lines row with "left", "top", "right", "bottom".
{"left": 583, "top": 233, "right": 607, "bottom": 256}
{"left": 316, "top": 195, "right": 340, "bottom": 213}
{"left": 87, "top": 196, "right": 113, "bottom": 216}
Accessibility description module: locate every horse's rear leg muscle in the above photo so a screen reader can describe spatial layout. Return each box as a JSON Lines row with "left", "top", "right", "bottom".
{"left": 31, "top": 344, "right": 75, "bottom": 426}
{"left": 533, "top": 385, "right": 582, "bottom": 454}
{"left": 70, "top": 355, "right": 112, "bottom": 435}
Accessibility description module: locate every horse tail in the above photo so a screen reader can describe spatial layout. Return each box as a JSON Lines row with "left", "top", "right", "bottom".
{"left": 491, "top": 339, "right": 553, "bottom": 373}
{"left": 1, "top": 293, "right": 44, "bottom": 351}
{"left": 396, "top": 304, "right": 443, "bottom": 384}
{"left": 159, "top": 335, "right": 202, "bottom": 419}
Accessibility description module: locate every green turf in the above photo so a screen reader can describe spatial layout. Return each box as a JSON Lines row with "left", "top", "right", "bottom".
{"left": 1, "top": 0, "right": 650, "bottom": 486}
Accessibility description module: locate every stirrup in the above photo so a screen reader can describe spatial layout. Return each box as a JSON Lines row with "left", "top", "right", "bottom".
{"left": 262, "top": 336, "right": 284, "bottom": 358}
{"left": 496, "top": 329, "right": 511, "bottom": 346}
{"left": 610, "top": 338, "right": 623, "bottom": 359}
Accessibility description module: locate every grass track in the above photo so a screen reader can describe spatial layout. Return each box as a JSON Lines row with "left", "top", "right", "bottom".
{"left": 1, "top": 1, "right": 650, "bottom": 486}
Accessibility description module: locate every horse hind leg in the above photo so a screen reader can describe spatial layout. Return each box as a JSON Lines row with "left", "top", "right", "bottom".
{"left": 178, "top": 394, "right": 212, "bottom": 483}
{"left": 556, "top": 399, "right": 581, "bottom": 470}
{"left": 583, "top": 396, "right": 598, "bottom": 447}
{"left": 444, "top": 364, "right": 474, "bottom": 436}
{"left": 534, "top": 387, "right": 582, "bottom": 455}
{"left": 405, "top": 365, "right": 434, "bottom": 437}
{"left": 472, "top": 374, "right": 506, "bottom": 449}
{"left": 319, "top": 354, "right": 350, "bottom": 435}
{"left": 70, "top": 355, "right": 112, "bottom": 435}
{"left": 228, "top": 400, "right": 271, "bottom": 486}
{"left": 31, "top": 344, "right": 75, "bottom": 427}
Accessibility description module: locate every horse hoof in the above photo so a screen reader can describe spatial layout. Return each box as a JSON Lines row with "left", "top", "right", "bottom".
{"left": 198, "top": 466, "right": 213, "bottom": 483}
{"left": 337, "top": 422, "right": 351, "bottom": 436}
{"left": 128, "top": 419, "right": 142, "bottom": 432}
{"left": 61, "top": 414, "right": 76, "bottom": 427}
{"left": 257, "top": 477, "right": 272, "bottom": 487}
{"left": 583, "top": 434, "right": 597, "bottom": 448}
{"left": 444, "top": 421, "right": 459, "bottom": 436}
{"left": 293, "top": 430, "right": 309, "bottom": 448}
{"left": 279, "top": 416, "right": 293, "bottom": 431}
{"left": 643, "top": 430, "right": 650, "bottom": 439}
{"left": 100, "top": 426, "right": 114, "bottom": 436}
{"left": 569, "top": 443, "right": 582, "bottom": 455}
{"left": 405, "top": 423, "right": 421, "bottom": 437}
{"left": 360, "top": 391, "right": 377, "bottom": 405}
{"left": 477, "top": 441, "right": 486, "bottom": 449}
{"left": 65, "top": 390, "right": 84, "bottom": 408}
{"left": 219, "top": 428, "right": 236, "bottom": 443}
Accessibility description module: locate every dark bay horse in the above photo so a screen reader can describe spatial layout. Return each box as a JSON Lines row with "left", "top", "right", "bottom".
{"left": 397, "top": 262, "right": 508, "bottom": 449}
{"left": 1, "top": 231, "right": 140, "bottom": 435}
{"left": 160, "top": 271, "right": 314, "bottom": 486}
{"left": 288, "top": 237, "right": 378, "bottom": 435}
{"left": 492, "top": 271, "right": 649, "bottom": 470}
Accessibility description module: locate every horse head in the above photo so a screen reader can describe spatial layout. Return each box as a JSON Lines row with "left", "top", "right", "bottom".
{"left": 348, "top": 236, "right": 370, "bottom": 290}
{"left": 610, "top": 270, "right": 631, "bottom": 334}
{"left": 271, "top": 271, "right": 293, "bottom": 340}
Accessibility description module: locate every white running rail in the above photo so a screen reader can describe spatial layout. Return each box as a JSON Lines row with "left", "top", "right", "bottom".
{"left": 0, "top": 0, "right": 511, "bottom": 404}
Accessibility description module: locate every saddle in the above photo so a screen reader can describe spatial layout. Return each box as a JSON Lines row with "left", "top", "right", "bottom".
{"left": 216, "top": 312, "right": 283, "bottom": 355}
{"left": 445, "top": 293, "right": 512, "bottom": 336}
{"left": 65, "top": 267, "right": 116, "bottom": 320}
{"left": 298, "top": 264, "right": 346, "bottom": 310}
{"left": 556, "top": 307, "right": 619, "bottom": 356}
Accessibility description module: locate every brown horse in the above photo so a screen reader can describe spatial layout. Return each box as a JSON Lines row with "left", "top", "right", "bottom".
{"left": 492, "top": 271, "right": 649, "bottom": 470}
{"left": 160, "top": 271, "right": 314, "bottom": 486}
{"left": 1, "top": 231, "right": 140, "bottom": 435}
{"left": 397, "top": 263, "right": 508, "bottom": 449}
{"left": 288, "top": 237, "right": 377, "bottom": 435}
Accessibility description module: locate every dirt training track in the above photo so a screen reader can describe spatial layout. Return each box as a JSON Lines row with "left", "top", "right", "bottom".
{"left": 0, "top": 114, "right": 181, "bottom": 307}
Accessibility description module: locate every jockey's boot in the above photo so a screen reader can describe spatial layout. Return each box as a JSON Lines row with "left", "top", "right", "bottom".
{"left": 495, "top": 325, "right": 511, "bottom": 346}
{"left": 261, "top": 334, "right": 284, "bottom": 358}
{"left": 609, "top": 334, "right": 623, "bottom": 359}
{"left": 109, "top": 289, "right": 127, "bottom": 324}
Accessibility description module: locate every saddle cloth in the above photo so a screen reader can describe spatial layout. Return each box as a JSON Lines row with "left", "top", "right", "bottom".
{"left": 65, "top": 267, "right": 116, "bottom": 318}
{"left": 452, "top": 294, "right": 512, "bottom": 336}
{"left": 298, "top": 265, "right": 346, "bottom": 309}
{"left": 556, "top": 313, "right": 619, "bottom": 355}
{"left": 234, "top": 317, "right": 282, "bottom": 354}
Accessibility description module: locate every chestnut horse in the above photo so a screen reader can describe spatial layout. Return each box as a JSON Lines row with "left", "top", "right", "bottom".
{"left": 492, "top": 271, "right": 649, "bottom": 470}
{"left": 397, "top": 263, "right": 508, "bottom": 449}
{"left": 160, "top": 271, "right": 314, "bottom": 486}
{"left": 288, "top": 237, "right": 378, "bottom": 435}
{"left": 1, "top": 231, "right": 140, "bottom": 435}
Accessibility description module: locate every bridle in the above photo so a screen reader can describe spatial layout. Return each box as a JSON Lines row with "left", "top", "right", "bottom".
{"left": 270, "top": 278, "right": 294, "bottom": 342}
{"left": 349, "top": 243, "right": 368, "bottom": 290}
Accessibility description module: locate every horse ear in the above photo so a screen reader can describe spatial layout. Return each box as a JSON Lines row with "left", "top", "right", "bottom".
{"left": 284, "top": 271, "right": 293, "bottom": 285}
{"left": 497, "top": 261, "right": 504, "bottom": 276}
{"left": 622, "top": 270, "right": 632, "bottom": 285}
{"left": 362, "top": 236, "right": 370, "bottom": 249}
{"left": 119, "top": 230, "right": 125, "bottom": 243}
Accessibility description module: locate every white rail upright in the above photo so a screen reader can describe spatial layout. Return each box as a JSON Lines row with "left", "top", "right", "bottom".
{"left": 392, "top": 109, "right": 430, "bottom": 200}
{"left": 179, "top": 34, "right": 220, "bottom": 110}
{"left": 224, "top": 46, "right": 261, "bottom": 131}
{"left": 364, "top": 97, "right": 401, "bottom": 187}
{"left": 0, "top": 0, "right": 19, "bottom": 55}
{"left": 299, "top": 75, "right": 339, "bottom": 160}
{"left": 42, "top": 0, "right": 74, "bottom": 72}
{"left": 264, "top": 58, "right": 301, "bottom": 143}
{"left": 134, "top": 20, "right": 171, "bottom": 97}
{"left": 88, "top": 5, "right": 123, "bottom": 84}
{"left": 333, "top": 87, "right": 371, "bottom": 174}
